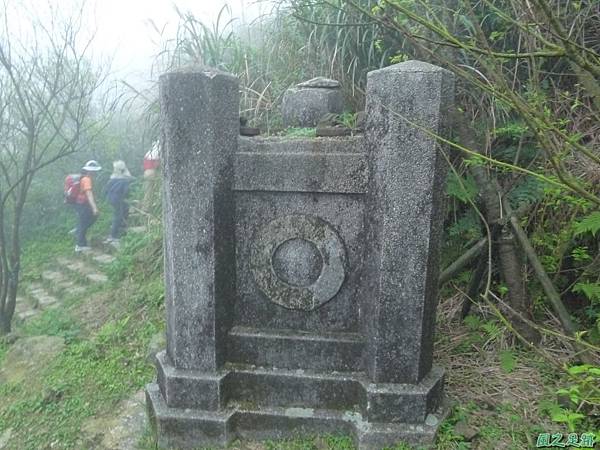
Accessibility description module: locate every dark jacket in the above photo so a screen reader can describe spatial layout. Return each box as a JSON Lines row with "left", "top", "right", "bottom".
{"left": 104, "top": 177, "right": 131, "bottom": 205}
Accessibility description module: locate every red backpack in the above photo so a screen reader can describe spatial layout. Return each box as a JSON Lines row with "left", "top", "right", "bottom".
{"left": 64, "top": 174, "right": 81, "bottom": 204}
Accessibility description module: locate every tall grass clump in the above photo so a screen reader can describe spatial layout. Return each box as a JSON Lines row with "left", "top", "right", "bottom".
{"left": 149, "top": 1, "right": 393, "bottom": 131}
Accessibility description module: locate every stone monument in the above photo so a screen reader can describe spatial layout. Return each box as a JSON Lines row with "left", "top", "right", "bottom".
{"left": 146, "top": 60, "right": 454, "bottom": 449}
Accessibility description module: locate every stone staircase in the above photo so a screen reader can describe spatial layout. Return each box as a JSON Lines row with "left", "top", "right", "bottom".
{"left": 14, "top": 248, "right": 117, "bottom": 323}
{"left": 14, "top": 223, "right": 149, "bottom": 324}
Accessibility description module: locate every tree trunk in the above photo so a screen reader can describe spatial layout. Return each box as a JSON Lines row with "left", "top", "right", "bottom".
{"left": 503, "top": 199, "right": 579, "bottom": 337}
{"left": 451, "top": 112, "right": 540, "bottom": 340}
{"left": 0, "top": 310, "right": 11, "bottom": 335}
{"left": 461, "top": 251, "right": 488, "bottom": 318}
{"left": 497, "top": 225, "right": 541, "bottom": 344}
{"left": 439, "top": 237, "right": 486, "bottom": 285}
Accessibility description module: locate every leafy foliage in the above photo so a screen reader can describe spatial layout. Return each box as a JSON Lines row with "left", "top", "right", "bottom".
{"left": 446, "top": 172, "right": 478, "bottom": 204}
{"left": 573, "top": 283, "right": 600, "bottom": 305}
{"left": 507, "top": 176, "right": 546, "bottom": 208}
{"left": 573, "top": 211, "right": 600, "bottom": 237}
{"left": 499, "top": 350, "right": 516, "bottom": 373}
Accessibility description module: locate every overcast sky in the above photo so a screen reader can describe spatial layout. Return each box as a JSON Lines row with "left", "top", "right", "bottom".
{"left": 89, "top": 0, "right": 272, "bottom": 86}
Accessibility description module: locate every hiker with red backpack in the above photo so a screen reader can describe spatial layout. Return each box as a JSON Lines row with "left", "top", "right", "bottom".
{"left": 64, "top": 160, "right": 102, "bottom": 252}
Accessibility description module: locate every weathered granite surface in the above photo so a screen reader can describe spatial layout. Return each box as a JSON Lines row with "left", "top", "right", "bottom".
{"left": 362, "top": 60, "right": 454, "bottom": 385}
{"left": 160, "top": 67, "right": 238, "bottom": 372}
{"left": 234, "top": 190, "right": 365, "bottom": 333}
{"left": 298, "top": 77, "right": 340, "bottom": 88}
{"left": 147, "top": 61, "right": 454, "bottom": 449}
{"left": 281, "top": 78, "right": 344, "bottom": 127}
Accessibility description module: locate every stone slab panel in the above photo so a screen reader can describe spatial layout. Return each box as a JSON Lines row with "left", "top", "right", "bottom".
{"left": 239, "top": 136, "right": 364, "bottom": 154}
{"left": 234, "top": 151, "right": 367, "bottom": 194}
{"left": 227, "top": 326, "right": 364, "bottom": 372}
{"left": 234, "top": 192, "right": 366, "bottom": 333}
{"left": 224, "top": 368, "right": 365, "bottom": 411}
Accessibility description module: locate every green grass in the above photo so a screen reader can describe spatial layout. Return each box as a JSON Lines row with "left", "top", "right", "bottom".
{"left": 20, "top": 231, "right": 72, "bottom": 284}
{"left": 18, "top": 196, "right": 116, "bottom": 287}
{"left": 279, "top": 127, "right": 317, "bottom": 138}
{"left": 0, "top": 295, "right": 162, "bottom": 449}
{"left": 0, "top": 339, "right": 7, "bottom": 366}
{"left": 20, "top": 308, "right": 81, "bottom": 343}
{"left": 5, "top": 198, "right": 594, "bottom": 449}
{"left": 0, "top": 317, "right": 157, "bottom": 448}
{"left": 0, "top": 217, "right": 165, "bottom": 449}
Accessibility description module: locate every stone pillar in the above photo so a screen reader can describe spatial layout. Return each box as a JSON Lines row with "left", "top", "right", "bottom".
{"left": 161, "top": 68, "right": 238, "bottom": 371}
{"left": 363, "top": 61, "right": 454, "bottom": 384}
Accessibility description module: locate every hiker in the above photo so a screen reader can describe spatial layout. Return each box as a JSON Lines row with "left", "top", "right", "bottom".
{"left": 143, "top": 140, "right": 160, "bottom": 178}
{"left": 71, "top": 160, "right": 102, "bottom": 252}
{"left": 104, "top": 160, "right": 134, "bottom": 244}
{"left": 142, "top": 140, "right": 161, "bottom": 213}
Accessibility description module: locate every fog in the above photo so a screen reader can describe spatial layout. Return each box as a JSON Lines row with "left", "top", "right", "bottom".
{"left": 93, "top": 0, "right": 275, "bottom": 87}
{"left": 6, "top": 0, "right": 276, "bottom": 89}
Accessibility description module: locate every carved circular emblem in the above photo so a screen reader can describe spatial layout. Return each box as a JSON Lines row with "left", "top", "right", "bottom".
{"left": 251, "top": 214, "right": 347, "bottom": 311}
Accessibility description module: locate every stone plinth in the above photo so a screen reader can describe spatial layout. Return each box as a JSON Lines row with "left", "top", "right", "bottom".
{"left": 281, "top": 77, "right": 344, "bottom": 127}
{"left": 147, "top": 61, "right": 455, "bottom": 449}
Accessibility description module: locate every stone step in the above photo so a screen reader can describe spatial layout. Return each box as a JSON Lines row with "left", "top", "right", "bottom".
{"left": 223, "top": 367, "right": 365, "bottom": 412}
{"left": 128, "top": 225, "right": 147, "bottom": 234}
{"left": 41, "top": 270, "right": 67, "bottom": 284}
{"left": 87, "top": 273, "right": 107, "bottom": 283}
{"left": 99, "top": 241, "right": 121, "bottom": 254}
{"left": 89, "top": 250, "right": 116, "bottom": 265}
{"left": 29, "top": 285, "right": 58, "bottom": 308}
{"left": 17, "top": 309, "right": 38, "bottom": 321}
{"left": 56, "top": 257, "right": 108, "bottom": 284}
{"left": 48, "top": 278, "right": 87, "bottom": 295}
{"left": 15, "top": 295, "right": 39, "bottom": 321}
{"left": 40, "top": 270, "right": 89, "bottom": 297}
{"left": 14, "top": 297, "right": 32, "bottom": 313}
{"left": 43, "top": 280, "right": 87, "bottom": 300}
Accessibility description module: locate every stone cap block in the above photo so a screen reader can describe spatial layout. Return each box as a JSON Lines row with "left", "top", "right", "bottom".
{"left": 297, "top": 77, "right": 340, "bottom": 88}
{"left": 238, "top": 135, "right": 364, "bottom": 153}
{"left": 367, "top": 60, "right": 453, "bottom": 77}
{"left": 282, "top": 76, "right": 344, "bottom": 127}
{"left": 159, "top": 65, "right": 238, "bottom": 81}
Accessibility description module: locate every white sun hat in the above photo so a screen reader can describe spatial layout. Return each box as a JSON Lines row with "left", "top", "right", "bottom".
{"left": 82, "top": 160, "right": 102, "bottom": 171}
{"left": 112, "top": 160, "right": 132, "bottom": 178}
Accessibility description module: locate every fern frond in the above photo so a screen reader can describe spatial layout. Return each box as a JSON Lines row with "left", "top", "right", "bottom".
{"left": 446, "top": 172, "right": 478, "bottom": 203}
{"left": 573, "top": 211, "right": 600, "bottom": 237}
{"left": 508, "top": 175, "right": 545, "bottom": 208}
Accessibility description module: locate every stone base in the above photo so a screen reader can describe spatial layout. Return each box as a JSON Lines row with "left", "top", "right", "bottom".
{"left": 147, "top": 383, "right": 448, "bottom": 449}
{"left": 146, "top": 354, "right": 449, "bottom": 450}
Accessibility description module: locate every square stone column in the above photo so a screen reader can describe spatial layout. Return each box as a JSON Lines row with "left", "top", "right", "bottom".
{"left": 160, "top": 68, "right": 239, "bottom": 371}
{"left": 363, "top": 61, "right": 454, "bottom": 384}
